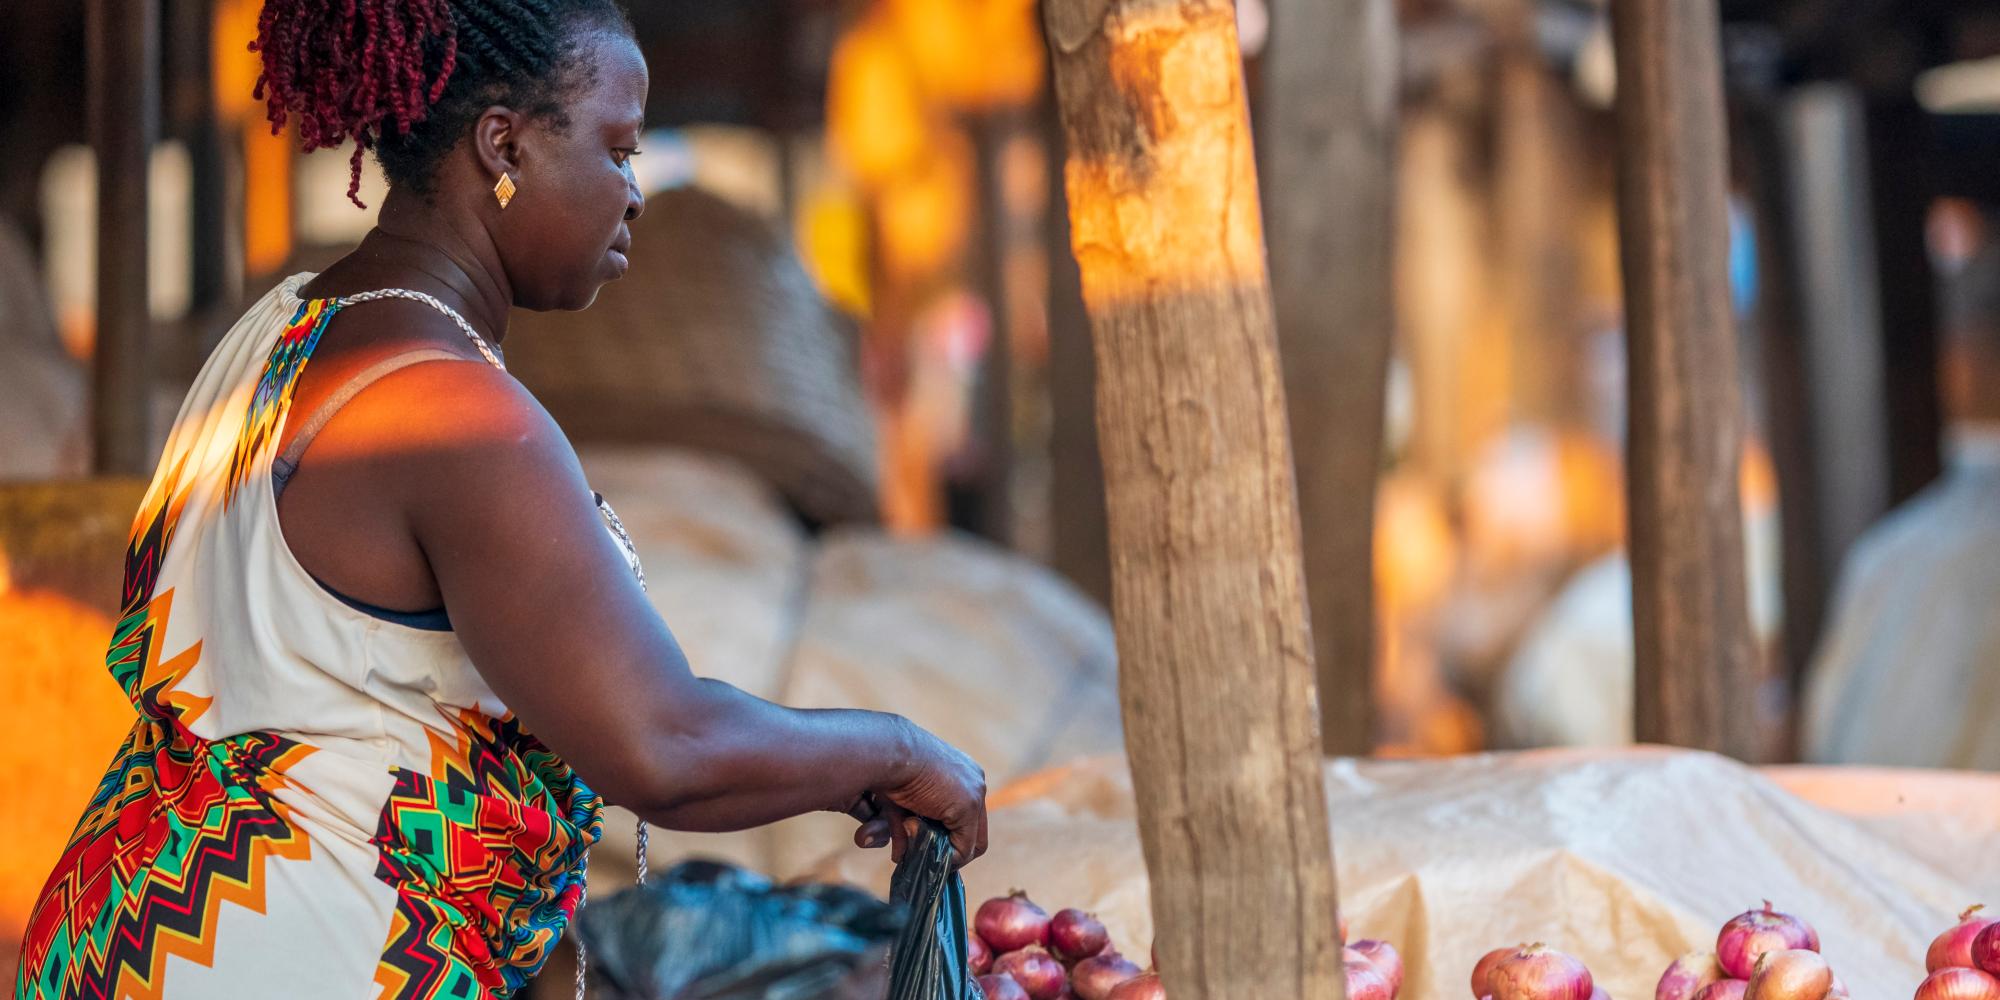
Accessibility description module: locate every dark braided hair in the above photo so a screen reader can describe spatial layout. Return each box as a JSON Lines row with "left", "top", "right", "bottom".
{"left": 252, "top": 0, "right": 631, "bottom": 207}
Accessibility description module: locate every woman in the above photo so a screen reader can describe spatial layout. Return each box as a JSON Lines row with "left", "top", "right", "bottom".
{"left": 15, "top": 1, "right": 986, "bottom": 997}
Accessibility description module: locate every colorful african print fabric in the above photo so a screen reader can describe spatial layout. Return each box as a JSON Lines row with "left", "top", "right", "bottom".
{"left": 16, "top": 275, "right": 619, "bottom": 999}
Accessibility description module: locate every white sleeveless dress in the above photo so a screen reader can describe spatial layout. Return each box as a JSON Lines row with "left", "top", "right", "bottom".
{"left": 19, "top": 274, "right": 639, "bottom": 999}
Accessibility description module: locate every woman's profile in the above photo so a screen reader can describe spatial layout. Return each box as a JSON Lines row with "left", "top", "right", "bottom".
{"left": 15, "top": 1, "right": 986, "bottom": 997}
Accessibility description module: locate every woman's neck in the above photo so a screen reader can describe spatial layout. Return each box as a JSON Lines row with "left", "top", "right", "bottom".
{"left": 345, "top": 188, "right": 515, "bottom": 343}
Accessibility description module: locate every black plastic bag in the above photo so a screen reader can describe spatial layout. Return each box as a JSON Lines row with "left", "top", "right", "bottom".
{"left": 578, "top": 859, "right": 905, "bottom": 1000}
{"left": 885, "top": 822, "right": 985, "bottom": 1000}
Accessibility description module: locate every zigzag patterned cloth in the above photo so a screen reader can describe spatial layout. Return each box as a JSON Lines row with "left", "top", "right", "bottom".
{"left": 16, "top": 275, "right": 624, "bottom": 999}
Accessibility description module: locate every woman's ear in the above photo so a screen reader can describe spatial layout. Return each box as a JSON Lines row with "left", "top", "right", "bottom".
{"left": 472, "top": 106, "right": 525, "bottom": 183}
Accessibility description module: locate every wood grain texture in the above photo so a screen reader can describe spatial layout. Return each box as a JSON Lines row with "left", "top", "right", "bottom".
{"left": 1261, "top": 0, "right": 1397, "bottom": 756}
{"left": 1042, "top": 0, "right": 1344, "bottom": 996}
{"left": 1610, "top": 0, "right": 1759, "bottom": 756}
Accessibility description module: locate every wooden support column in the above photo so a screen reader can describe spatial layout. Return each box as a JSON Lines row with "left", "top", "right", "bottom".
{"left": 1262, "top": 0, "right": 1397, "bottom": 755}
{"left": 1736, "top": 93, "right": 1827, "bottom": 702}
{"left": 1781, "top": 84, "right": 1892, "bottom": 619}
{"left": 967, "top": 114, "right": 1018, "bottom": 545}
{"left": 89, "top": 0, "right": 159, "bottom": 474}
{"left": 1045, "top": 102, "right": 1113, "bottom": 608}
{"left": 1865, "top": 97, "right": 1944, "bottom": 505}
{"left": 1043, "top": 2, "right": 1343, "bottom": 997}
{"left": 1610, "top": 0, "right": 1759, "bottom": 756}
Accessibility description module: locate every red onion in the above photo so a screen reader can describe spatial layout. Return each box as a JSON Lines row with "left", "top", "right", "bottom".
{"left": 1691, "top": 981, "right": 1747, "bottom": 1000}
{"left": 1657, "top": 951, "right": 1726, "bottom": 1000}
{"left": 1350, "top": 939, "right": 1404, "bottom": 996}
{"left": 1920, "top": 968, "right": 2000, "bottom": 1000}
{"left": 1108, "top": 972, "right": 1165, "bottom": 1000}
{"left": 1977, "top": 923, "right": 2000, "bottom": 977}
{"left": 1050, "top": 909, "right": 1110, "bottom": 965}
{"left": 979, "top": 893, "right": 1053, "bottom": 953}
{"left": 982, "top": 975, "right": 1032, "bottom": 1000}
{"left": 1347, "top": 957, "right": 1394, "bottom": 1000}
{"left": 1743, "top": 949, "right": 1829, "bottom": 1000}
{"left": 1717, "top": 902, "right": 1819, "bottom": 980}
{"left": 1825, "top": 973, "right": 1848, "bottom": 999}
{"left": 1489, "top": 945, "right": 1594, "bottom": 1000}
{"left": 1474, "top": 946, "right": 1525, "bottom": 999}
{"left": 994, "top": 948, "right": 1068, "bottom": 1000}
{"left": 1935, "top": 908, "right": 1999, "bottom": 973}
{"left": 1592, "top": 989, "right": 1611, "bottom": 1000}
{"left": 970, "top": 933, "right": 994, "bottom": 975}
{"left": 1072, "top": 952, "right": 1144, "bottom": 1000}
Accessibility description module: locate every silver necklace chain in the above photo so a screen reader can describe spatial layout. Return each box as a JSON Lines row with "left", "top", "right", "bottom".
{"left": 331, "top": 288, "right": 505, "bottom": 369}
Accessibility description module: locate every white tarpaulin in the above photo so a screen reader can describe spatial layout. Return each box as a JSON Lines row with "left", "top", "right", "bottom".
{"left": 810, "top": 748, "right": 2000, "bottom": 1000}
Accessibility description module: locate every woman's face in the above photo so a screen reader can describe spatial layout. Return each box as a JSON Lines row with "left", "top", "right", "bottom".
{"left": 498, "top": 29, "right": 648, "bottom": 312}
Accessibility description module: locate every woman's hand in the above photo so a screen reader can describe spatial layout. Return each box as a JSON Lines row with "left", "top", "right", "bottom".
{"left": 850, "top": 720, "right": 988, "bottom": 867}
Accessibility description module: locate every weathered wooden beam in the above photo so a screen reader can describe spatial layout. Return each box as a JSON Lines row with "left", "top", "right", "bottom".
{"left": 1865, "top": 97, "right": 1944, "bottom": 506}
{"left": 1262, "top": 0, "right": 1397, "bottom": 756}
{"left": 1610, "top": 0, "right": 1760, "bottom": 757}
{"left": 1042, "top": 0, "right": 1343, "bottom": 997}
{"left": 89, "top": 0, "right": 158, "bottom": 475}
{"left": 1045, "top": 102, "right": 1113, "bottom": 608}
{"left": 1781, "top": 84, "right": 1893, "bottom": 618}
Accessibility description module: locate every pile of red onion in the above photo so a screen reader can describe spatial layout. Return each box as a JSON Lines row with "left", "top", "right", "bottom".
{"left": 969, "top": 892, "right": 1145, "bottom": 1000}
{"left": 1916, "top": 904, "right": 2000, "bottom": 1000}
{"left": 970, "top": 895, "right": 1403, "bottom": 1000}
{"left": 1652, "top": 901, "right": 1842, "bottom": 1000}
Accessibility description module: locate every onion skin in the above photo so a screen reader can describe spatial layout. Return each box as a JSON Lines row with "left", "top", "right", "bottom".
{"left": 1933, "top": 907, "right": 1998, "bottom": 973}
{"left": 970, "top": 933, "right": 993, "bottom": 975}
{"left": 1071, "top": 952, "right": 1144, "bottom": 1000}
{"left": 1717, "top": 902, "right": 1819, "bottom": 980}
{"left": 1657, "top": 951, "right": 1727, "bottom": 1000}
{"left": 979, "top": 893, "right": 1053, "bottom": 953}
{"left": 1744, "top": 950, "right": 1830, "bottom": 1000}
{"left": 1347, "top": 958, "right": 1394, "bottom": 1000}
{"left": 1050, "top": 910, "right": 1110, "bottom": 965}
{"left": 1350, "top": 939, "right": 1405, "bottom": 996}
{"left": 1692, "top": 981, "right": 1748, "bottom": 1000}
{"left": 1107, "top": 972, "right": 1166, "bottom": 1000}
{"left": 982, "top": 975, "right": 1033, "bottom": 1000}
{"left": 1490, "top": 945, "right": 1595, "bottom": 1000}
{"left": 1973, "top": 920, "right": 2000, "bottom": 977}
{"left": 994, "top": 948, "right": 1068, "bottom": 1000}
{"left": 1592, "top": 988, "right": 1612, "bottom": 1000}
{"left": 1475, "top": 947, "right": 1525, "bottom": 999}
{"left": 1919, "top": 968, "right": 2000, "bottom": 1000}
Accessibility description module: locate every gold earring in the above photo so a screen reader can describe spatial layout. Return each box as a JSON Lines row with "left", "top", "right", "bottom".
{"left": 493, "top": 173, "right": 517, "bottom": 209}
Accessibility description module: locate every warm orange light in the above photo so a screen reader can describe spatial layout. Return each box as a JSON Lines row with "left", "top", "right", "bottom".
{"left": 242, "top": 128, "right": 294, "bottom": 277}
{"left": 883, "top": 0, "right": 1045, "bottom": 110}
{"left": 875, "top": 130, "right": 975, "bottom": 285}
{"left": 827, "top": 15, "right": 934, "bottom": 189}
{"left": 1062, "top": 5, "right": 1266, "bottom": 310}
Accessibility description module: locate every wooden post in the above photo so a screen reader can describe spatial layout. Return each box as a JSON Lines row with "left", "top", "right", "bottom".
{"left": 1779, "top": 84, "right": 1892, "bottom": 624}
{"left": 1045, "top": 102, "right": 1113, "bottom": 608}
{"left": 1610, "top": 0, "right": 1759, "bottom": 756}
{"left": 89, "top": 0, "right": 159, "bottom": 474}
{"left": 1043, "top": 2, "right": 1343, "bottom": 997}
{"left": 968, "top": 114, "right": 1017, "bottom": 545}
{"left": 1865, "top": 97, "right": 1944, "bottom": 505}
{"left": 1262, "top": 0, "right": 1397, "bottom": 755}
{"left": 1735, "top": 92, "right": 1827, "bottom": 705}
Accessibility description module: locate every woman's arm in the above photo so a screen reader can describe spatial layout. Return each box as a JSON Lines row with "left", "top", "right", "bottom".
{"left": 379, "top": 362, "right": 987, "bottom": 862}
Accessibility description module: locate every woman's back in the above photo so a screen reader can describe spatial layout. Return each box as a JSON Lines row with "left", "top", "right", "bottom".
{"left": 16, "top": 276, "right": 608, "bottom": 999}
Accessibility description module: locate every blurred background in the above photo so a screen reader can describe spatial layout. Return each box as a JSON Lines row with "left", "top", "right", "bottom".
{"left": 4, "top": 0, "right": 2000, "bottom": 985}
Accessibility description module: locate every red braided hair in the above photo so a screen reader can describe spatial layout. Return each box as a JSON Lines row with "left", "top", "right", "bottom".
{"left": 251, "top": 0, "right": 630, "bottom": 209}
{"left": 251, "top": 0, "right": 459, "bottom": 207}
